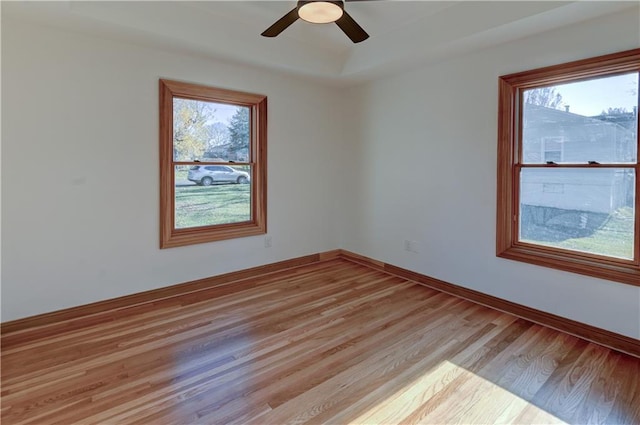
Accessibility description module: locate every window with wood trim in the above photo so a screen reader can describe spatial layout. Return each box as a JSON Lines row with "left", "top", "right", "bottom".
{"left": 159, "top": 79, "right": 267, "bottom": 248}
{"left": 497, "top": 49, "right": 640, "bottom": 286}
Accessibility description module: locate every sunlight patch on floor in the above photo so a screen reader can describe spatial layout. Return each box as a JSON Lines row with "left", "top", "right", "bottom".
{"left": 349, "top": 360, "right": 567, "bottom": 424}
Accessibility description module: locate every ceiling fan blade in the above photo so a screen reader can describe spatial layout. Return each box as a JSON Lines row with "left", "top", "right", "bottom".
{"left": 261, "top": 8, "right": 299, "bottom": 37}
{"left": 335, "top": 10, "right": 369, "bottom": 43}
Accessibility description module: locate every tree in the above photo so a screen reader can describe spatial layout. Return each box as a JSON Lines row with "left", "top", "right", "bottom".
{"left": 206, "top": 122, "right": 230, "bottom": 149}
{"left": 597, "top": 107, "right": 635, "bottom": 131}
{"left": 600, "top": 107, "right": 628, "bottom": 116}
{"left": 173, "top": 99, "right": 213, "bottom": 160}
{"left": 228, "top": 107, "right": 250, "bottom": 151}
{"left": 524, "top": 87, "right": 564, "bottom": 109}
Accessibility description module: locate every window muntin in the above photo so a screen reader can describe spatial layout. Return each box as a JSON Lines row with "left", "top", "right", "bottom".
{"left": 160, "top": 79, "right": 266, "bottom": 248}
{"left": 497, "top": 49, "right": 640, "bottom": 286}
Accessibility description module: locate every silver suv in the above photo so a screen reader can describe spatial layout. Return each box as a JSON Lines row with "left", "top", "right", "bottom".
{"left": 187, "top": 165, "right": 250, "bottom": 186}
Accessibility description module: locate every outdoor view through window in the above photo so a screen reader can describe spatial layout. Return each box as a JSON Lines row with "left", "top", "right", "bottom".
{"left": 159, "top": 79, "right": 266, "bottom": 248}
{"left": 520, "top": 73, "right": 638, "bottom": 260}
{"left": 173, "top": 98, "right": 251, "bottom": 229}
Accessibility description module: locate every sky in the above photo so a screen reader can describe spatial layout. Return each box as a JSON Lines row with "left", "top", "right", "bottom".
{"left": 547, "top": 72, "right": 638, "bottom": 116}
{"left": 209, "top": 102, "right": 244, "bottom": 125}
{"left": 176, "top": 98, "right": 245, "bottom": 126}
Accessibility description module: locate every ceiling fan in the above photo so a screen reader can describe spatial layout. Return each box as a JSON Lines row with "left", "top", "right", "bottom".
{"left": 261, "top": 1, "right": 370, "bottom": 44}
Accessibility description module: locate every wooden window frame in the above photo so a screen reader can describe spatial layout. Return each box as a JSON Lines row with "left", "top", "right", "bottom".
{"left": 497, "top": 49, "right": 640, "bottom": 286}
{"left": 159, "top": 79, "right": 267, "bottom": 248}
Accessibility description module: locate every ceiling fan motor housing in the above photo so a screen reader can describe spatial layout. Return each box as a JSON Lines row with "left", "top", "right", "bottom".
{"left": 297, "top": 1, "right": 345, "bottom": 24}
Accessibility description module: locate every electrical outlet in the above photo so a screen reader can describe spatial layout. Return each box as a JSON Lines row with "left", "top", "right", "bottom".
{"left": 404, "top": 240, "right": 420, "bottom": 253}
{"left": 264, "top": 236, "right": 272, "bottom": 248}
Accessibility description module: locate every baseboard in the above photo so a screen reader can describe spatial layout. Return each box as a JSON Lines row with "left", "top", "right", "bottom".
{"left": 1, "top": 251, "right": 341, "bottom": 337}
{"left": 336, "top": 250, "right": 640, "bottom": 358}
{"left": 3, "top": 248, "right": 638, "bottom": 358}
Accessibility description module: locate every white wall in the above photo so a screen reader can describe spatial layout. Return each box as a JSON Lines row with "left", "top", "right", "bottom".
{"left": 1, "top": 20, "right": 348, "bottom": 321}
{"left": 3, "top": 8, "right": 640, "bottom": 340}
{"left": 341, "top": 8, "right": 640, "bottom": 339}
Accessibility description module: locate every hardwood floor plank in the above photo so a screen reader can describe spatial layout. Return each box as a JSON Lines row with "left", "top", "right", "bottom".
{"left": 336, "top": 314, "right": 519, "bottom": 424}
{"left": 438, "top": 331, "right": 578, "bottom": 424}
{"left": 3, "top": 262, "right": 367, "bottom": 386}
{"left": 545, "top": 343, "right": 612, "bottom": 421}
{"left": 571, "top": 350, "right": 622, "bottom": 424}
{"left": 123, "top": 289, "right": 463, "bottom": 425}
{"left": 1, "top": 259, "right": 349, "bottom": 349}
{"left": 23, "top": 270, "right": 410, "bottom": 422}
{"left": 604, "top": 354, "right": 640, "bottom": 424}
{"left": 2, "top": 258, "right": 639, "bottom": 425}
{"left": 370, "top": 320, "right": 547, "bottom": 424}
{"left": 253, "top": 312, "right": 500, "bottom": 424}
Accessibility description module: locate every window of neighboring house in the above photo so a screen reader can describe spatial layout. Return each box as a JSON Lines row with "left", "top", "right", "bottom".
{"left": 159, "top": 79, "right": 267, "bottom": 248}
{"left": 542, "top": 137, "right": 563, "bottom": 163}
{"left": 497, "top": 49, "right": 640, "bottom": 286}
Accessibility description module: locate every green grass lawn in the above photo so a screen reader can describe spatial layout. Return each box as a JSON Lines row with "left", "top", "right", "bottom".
{"left": 175, "top": 169, "right": 188, "bottom": 181}
{"left": 175, "top": 183, "right": 250, "bottom": 228}
{"left": 523, "top": 207, "right": 635, "bottom": 260}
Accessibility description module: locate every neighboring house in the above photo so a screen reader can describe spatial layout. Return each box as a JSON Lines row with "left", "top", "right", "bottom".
{"left": 521, "top": 105, "right": 636, "bottom": 216}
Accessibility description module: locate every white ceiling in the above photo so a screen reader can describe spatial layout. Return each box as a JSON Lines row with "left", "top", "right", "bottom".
{"left": 3, "top": 1, "right": 638, "bottom": 85}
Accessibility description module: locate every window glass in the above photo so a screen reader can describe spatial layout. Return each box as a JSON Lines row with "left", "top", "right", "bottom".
{"left": 520, "top": 168, "right": 635, "bottom": 259}
{"left": 175, "top": 165, "right": 252, "bottom": 229}
{"left": 522, "top": 73, "right": 638, "bottom": 164}
{"left": 173, "top": 98, "right": 250, "bottom": 163}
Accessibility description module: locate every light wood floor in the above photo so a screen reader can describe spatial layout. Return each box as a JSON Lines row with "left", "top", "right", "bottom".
{"left": 2, "top": 258, "right": 639, "bottom": 424}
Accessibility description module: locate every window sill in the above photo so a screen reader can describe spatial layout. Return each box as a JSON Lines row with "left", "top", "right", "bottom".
{"left": 497, "top": 245, "right": 640, "bottom": 287}
{"left": 160, "top": 221, "right": 266, "bottom": 249}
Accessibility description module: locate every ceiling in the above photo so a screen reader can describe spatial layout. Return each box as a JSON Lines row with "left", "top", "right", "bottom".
{"left": 3, "top": 1, "right": 638, "bottom": 85}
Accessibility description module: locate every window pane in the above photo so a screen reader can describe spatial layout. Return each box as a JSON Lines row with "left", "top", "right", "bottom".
{"left": 522, "top": 73, "right": 638, "bottom": 164}
{"left": 519, "top": 168, "right": 635, "bottom": 259}
{"left": 175, "top": 166, "right": 251, "bottom": 229}
{"left": 173, "top": 98, "right": 250, "bottom": 162}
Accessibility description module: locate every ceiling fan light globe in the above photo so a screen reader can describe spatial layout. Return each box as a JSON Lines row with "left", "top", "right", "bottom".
{"left": 298, "top": 1, "right": 344, "bottom": 24}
